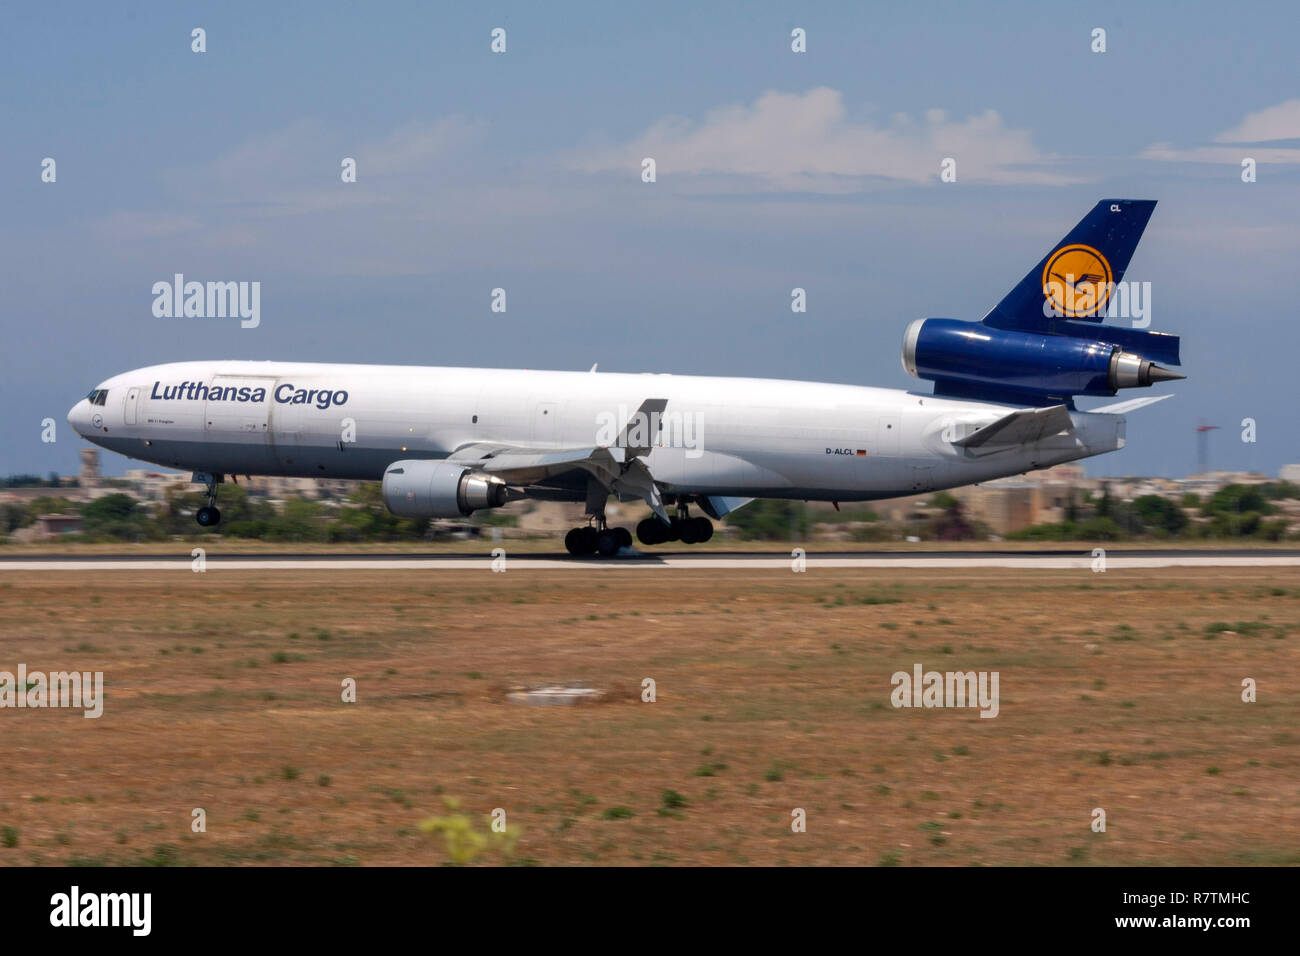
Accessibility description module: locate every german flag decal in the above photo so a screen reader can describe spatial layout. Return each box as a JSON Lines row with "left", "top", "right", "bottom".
{"left": 856, "top": 449, "right": 867, "bottom": 456}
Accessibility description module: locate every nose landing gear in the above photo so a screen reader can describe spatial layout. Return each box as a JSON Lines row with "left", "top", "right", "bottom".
{"left": 194, "top": 473, "right": 224, "bottom": 527}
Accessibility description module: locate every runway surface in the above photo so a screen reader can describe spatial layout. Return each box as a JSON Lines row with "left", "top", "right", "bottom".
{"left": 3, "top": 548, "right": 1298, "bottom": 571}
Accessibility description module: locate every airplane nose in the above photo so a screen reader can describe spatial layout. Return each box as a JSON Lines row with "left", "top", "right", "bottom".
{"left": 67, "top": 399, "right": 90, "bottom": 435}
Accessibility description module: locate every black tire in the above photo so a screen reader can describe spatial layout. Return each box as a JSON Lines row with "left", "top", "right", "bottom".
{"left": 692, "top": 517, "right": 714, "bottom": 543}
{"left": 196, "top": 506, "right": 220, "bottom": 527}
{"left": 678, "top": 517, "right": 700, "bottom": 544}
{"left": 615, "top": 527, "right": 633, "bottom": 549}
{"left": 636, "top": 518, "right": 665, "bottom": 546}
{"left": 565, "top": 527, "right": 592, "bottom": 556}
{"left": 596, "top": 529, "right": 620, "bottom": 556}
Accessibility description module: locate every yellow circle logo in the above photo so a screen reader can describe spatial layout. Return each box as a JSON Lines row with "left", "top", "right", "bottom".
{"left": 1042, "top": 244, "right": 1113, "bottom": 317}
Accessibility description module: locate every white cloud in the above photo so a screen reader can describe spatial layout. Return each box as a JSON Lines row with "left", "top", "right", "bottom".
{"left": 1214, "top": 98, "right": 1300, "bottom": 143}
{"left": 154, "top": 116, "right": 482, "bottom": 211}
{"left": 355, "top": 117, "right": 484, "bottom": 177}
{"left": 571, "top": 87, "right": 1077, "bottom": 189}
{"left": 1142, "top": 99, "right": 1300, "bottom": 164}
{"left": 1141, "top": 143, "right": 1300, "bottom": 164}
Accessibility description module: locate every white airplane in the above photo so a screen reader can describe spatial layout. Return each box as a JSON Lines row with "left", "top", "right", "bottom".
{"left": 69, "top": 200, "right": 1184, "bottom": 555}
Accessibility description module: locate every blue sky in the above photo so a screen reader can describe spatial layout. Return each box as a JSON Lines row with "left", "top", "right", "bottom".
{"left": 2, "top": 0, "right": 1297, "bottom": 478}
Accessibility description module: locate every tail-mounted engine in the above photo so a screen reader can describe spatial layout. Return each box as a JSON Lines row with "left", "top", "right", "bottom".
{"left": 901, "top": 199, "right": 1186, "bottom": 406}
{"left": 901, "top": 317, "right": 1183, "bottom": 406}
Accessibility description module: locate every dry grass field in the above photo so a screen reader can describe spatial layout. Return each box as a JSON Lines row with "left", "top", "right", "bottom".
{"left": 0, "top": 566, "right": 1296, "bottom": 866}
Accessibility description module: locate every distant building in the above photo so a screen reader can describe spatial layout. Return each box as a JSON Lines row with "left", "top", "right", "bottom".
{"left": 11, "top": 513, "right": 85, "bottom": 541}
{"left": 120, "top": 469, "right": 191, "bottom": 502}
{"left": 78, "top": 448, "right": 101, "bottom": 489}
{"left": 951, "top": 465, "right": 1097, "bottom": 535}
{"left": 243, "top": 475, "right": 364, "bottom": 499}
{"left": 256, "top": 476, "right": 307, "bottom": 498}
{"left": 1179, "top": 470, "right": 1271, "bottom": 497}
{"left": 0, "top": 486, "right": 84, "bottom": 505}
{"left": 1280, "top": 464, "right": 1300, "bottom": 484}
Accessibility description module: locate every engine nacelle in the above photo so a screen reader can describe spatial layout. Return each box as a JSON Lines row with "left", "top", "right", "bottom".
{"left": 901, "top": 317, "right": 1181, "bottom": 400}
{"left": 382, "top": 460, "right": 507, "bottom": 518}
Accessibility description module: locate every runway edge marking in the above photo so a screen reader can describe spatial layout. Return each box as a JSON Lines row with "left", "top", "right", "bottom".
{"left": 1, "top": 557, "right": 1298, "bottom": 571}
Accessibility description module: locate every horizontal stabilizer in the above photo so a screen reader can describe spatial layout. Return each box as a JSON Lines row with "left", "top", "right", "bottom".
{"left": 953, "top": 403, "right": 1075, "bottom": 449}
{"left": 1088, "top": 393, "right": 1175, "bottom": 415}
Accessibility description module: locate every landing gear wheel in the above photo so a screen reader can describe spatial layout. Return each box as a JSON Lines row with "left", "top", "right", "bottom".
{"left": 636, "top": 518, "right": 667, "bottom": 546}
{"left": 195, "top": 473, "right": 224, "bottom": 528}
{"left": 615, "top": 527, "right": 633, "bottom": 550}
{"left": 679, "top": 518, "right": 701, "bottom": 544}
{"left": 692, "top": 517, "right": 714, "bottom": 543}
{"left": 596, "top": 529, "right": 621, "bottom": 556}
{"left": 565, "top": 527, "right": 598, "bottom": 556}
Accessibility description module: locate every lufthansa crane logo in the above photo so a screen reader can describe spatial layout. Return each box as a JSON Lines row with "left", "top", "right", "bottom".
{"left": 1042, "top": 243, "right": 1113, "bottom": 317}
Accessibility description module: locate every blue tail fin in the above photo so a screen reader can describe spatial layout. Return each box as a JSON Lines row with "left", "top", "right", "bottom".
{"left": 982, "top": 199, "right": 1157, "bottom": 332}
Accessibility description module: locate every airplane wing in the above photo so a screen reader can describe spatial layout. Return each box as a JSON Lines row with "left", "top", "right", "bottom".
{"left": 446, "top": 398, "right": 673, "bottom": 521}
{"left": 952, "top": 403, "right": 1075, "bottom": 449}
{"left": 449, "top": 442, "right": 608, "bottom": 481}
{"left": 449, "top": 442, "right": 670, "bottom": 522}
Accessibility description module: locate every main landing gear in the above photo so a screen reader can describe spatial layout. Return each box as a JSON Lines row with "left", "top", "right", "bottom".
{"left": 635, "top": 503, "right": 713, "bottom": 547}
{"left": 195, "top": 473, "right": 223, "bottom": 527}
{"left": 563, "top": 482, "right": 714, "bottom": 557}
{"left": 564, "top": 521, "right": 633, "bottom": 557}
{"left": 564, "top": 477, "right": 634, "bottom": 557}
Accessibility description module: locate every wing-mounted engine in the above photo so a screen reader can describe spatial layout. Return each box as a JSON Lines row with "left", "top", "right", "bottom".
{"left": 382, "top": 460, "right": 509, "bottom": 518}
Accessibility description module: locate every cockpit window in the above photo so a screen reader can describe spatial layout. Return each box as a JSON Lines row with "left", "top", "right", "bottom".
{"left": 86, "top": 389, "right": 108, "bottom": 406}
